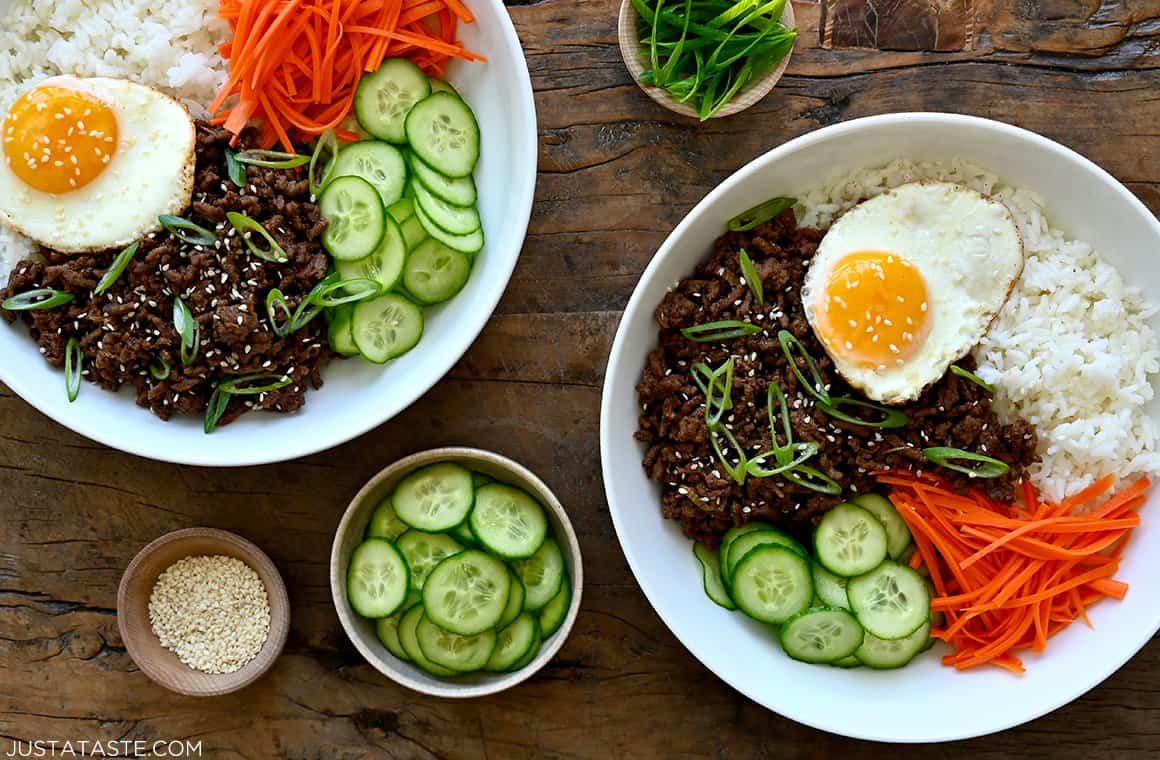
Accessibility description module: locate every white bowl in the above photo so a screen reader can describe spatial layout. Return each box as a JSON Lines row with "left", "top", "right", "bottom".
{"left": 0, "top": 0, "right": 537, "bottom": 466}
{"left": 600, "top": 113, "right": 1160, "bottom": 742}
{"left": 330, "top": 447, "right": 583, "bottom": 698}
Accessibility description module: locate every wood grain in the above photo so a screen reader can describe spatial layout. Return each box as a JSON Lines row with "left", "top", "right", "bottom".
{"left": 2, "top": 0, "right": 1160, "bottom": 756}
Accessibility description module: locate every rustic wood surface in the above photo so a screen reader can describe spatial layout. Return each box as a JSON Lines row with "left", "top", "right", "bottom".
{"left": 2, "top": 0, "right": 1159, "bottom": 756}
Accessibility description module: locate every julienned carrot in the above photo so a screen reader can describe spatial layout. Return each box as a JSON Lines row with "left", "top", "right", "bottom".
{"left": 212, "top": 0, "right": 486, "bottom": 150}
{"left": 880, "top": 471, "right": 1148, "bottom": 674}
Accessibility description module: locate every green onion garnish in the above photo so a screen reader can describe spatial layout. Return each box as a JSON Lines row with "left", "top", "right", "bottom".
{"left": 738, "top": 248, "right": 763, "bottom": 305}
{"left": 922, "top": 447, "right": 1010, "bottom": 479}
{"left": 820, "top": 396, "right": 909, "bottom": 430}
{"left": 94, "top": 242, "right": 139, "bottom": 296}
{"left": 782, "top": 464, "right": 842, "bottom": 494}
{"left": 951, "top": 364, "right": 995, "bottom": 394}
{"left": 266, "top": 288, "right": 293, "bottom": 337}
{"left": 680, "top": 319, "right": 762, "bottom": 343}
{"left": 225, "top": 148, "right": 247, "bottom": 188}
{"left": 219, "top": 373, "right": 293, "bottom": 396}
{"left": 309, "top": 130, "right": 338, "bottom": 197}
{"left": 709, "top": 425, "right": 748, "bottom": 484}
{"left": 227, "top": 212, "right": 289, "bottom": 263}
{"left": 746, "top": 441, "right": 818, "bottom": 477}
{"left": 234, "top": 149, "right": 310, "bottom": 169}
{"left": 64, "top": 336, "right": 82, "bottom": 402}
{"left": 159, "top": 215, "right": 219, "bottom": 246}
{"left": 1, "top": 288, "right": 74, "bottom": 311}
{"left": 149, "top": 356, "right": 171, "bottom": 381}
{"left": 173, "top": 297, "right": 199, "bottom": 366}
{"left": 308, "top": 277, "right": 381, "bottom": 308}
{"left": 692, "top": 358, "right": 735, "bottom": 428}
{"left": 777, "top": 330, "right": 830, "bottom": 403}
{"left": 727, "top": 196, "right": 796, "bottom": 232}
{"left": 288, "top": 299, "right": 323, "bottom": 334}
{"left": 204, "top": 386, "right": 230, "bottom": 434}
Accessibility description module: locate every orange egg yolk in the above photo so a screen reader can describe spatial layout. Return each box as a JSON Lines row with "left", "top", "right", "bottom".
{"left": 815, "top": 251, "right": 930, "bottom": 368}
{"left": 3, "top": 85, "right": 119, "bottom": 195}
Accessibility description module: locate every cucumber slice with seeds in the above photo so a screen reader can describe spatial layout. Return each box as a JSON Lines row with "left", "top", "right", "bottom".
{"left": 485, "top": 612, "right": 538, "bottom": 672}
{"left": 855, "top": 621, "right": 931, "bottom": 669}
{"left": 718, "top": 522, "right": 775, "bottom": 590}
{"left": 393, "top": 462, "right": 474, "bottom": 532}
{"left": 396, "top": 529, "right": 463, "bottom": 591}
{"left": 693, "top": 542, "right": 735, "bottom": 610}
{"left": 511, "top": 537, "right": 565, "bottom": 611}
{"left": 403, "top": 239, "right": 471, "bottom": 305}
{"left": 852, "top": 493, "right": 913, "bottom": 560}
{"left": 779, "top": 607, "right": 865, "bottom": 664}
{"left": 366, "top": 496, "right": 409, "bottom": 541}
{"left": 497, "top": 570, "right": 526, "bottom": 629}
{"left": 538, "top": 577, "right": 571, "bottom": 638}
{"left": 422, "top": 549, "right": 511, "bottom": 636}
{"left": 847, "top": 560, "right": 930, "bottom": 640}
{"left": 412, "top": 180, "right": 481, "bottom": 235}
{"left": 335, "top": 214, "right": 405, "bottom": 293}
{"left": 405, "top": 91, "right": 480, "bottom": 178}
{"left": 398, "top": 604, "right": 456, "bottom": 676}
{"left": 730, "top": 545, "right": 813, "bottom": 625}
{"left": 351, "top": 293, "right": 423, "bottom": 363}
{"left": 409, "top": 150, "right": 477, "bottom": 207}
{"left": 355, "top": 58, "right": 431, "bottom": 143}
{"left": 417, "top": 614, "right": 496, "bottom": 672}
{"left": 331, "top": 140, "right": 407, "bottom": 208}
{"left": 814, "top": 502, "right": 889, "bottom": 577}
{"left": 469, "top": 483, "right": 548, "bottom": 559}
{"left": 726, "top": 529, "right": 807, "bottom": 581}
{"left": 414, "top": 202, "right": 484, "bottom": 255}
{"left": 319, "top": 175, "right": 386, "bottom": 261}
{"left": 347, "top": 538, "right": 409, "bottom": 618}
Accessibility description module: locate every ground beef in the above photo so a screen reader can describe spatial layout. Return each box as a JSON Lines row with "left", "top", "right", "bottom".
{"left": 634, "top": 210, "right": 1039, "bottom": 547}
{"left": 1, "top": 123, "right": 334, "bottom": 427}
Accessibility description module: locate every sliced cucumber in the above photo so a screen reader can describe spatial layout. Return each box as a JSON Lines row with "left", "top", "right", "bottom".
{"left": 355, "top": 58, "right": 431, "bottom": 143}
{"left": 412, "top": 181, "right": 480, "bottom": 235}
{"left": 398, "top": 604, "right": 456, "bottom": 677}
{"left": 376, "top": 610, "right": 411, "bottom": 662}
{"left": 422, "top": 549, "right": 511, "bottom": 636}
{"left": 507, "top": 615, "right": 543, "bottom": 671}
{"left": 778, "top": 607, "right": 865, "bottom": 664}
{"left": 726, "top": 529, "right": 807, "bottom": 581}
{"left": 814, "top": 502, "right": 889, "bottom": 577}
{"left": 451, "top": 521, "right": 477, "bottom": 547}
{"left": 414, "top": 202, "right": 484, "bottom": 255}
{"left": 730, "top": 545, "right": 813, "bottom": 625}
{"left": 396, "top": 529, "right": 463, "bottom": 591}
{"left": 852, "top": 493, "right": 912, "bottom": 560}
{"left": 328, "top": 303, "right": 360, "bottom": 357}
{"left": 832, "top": 655, "right": 862, "bottom": 668}
{"left": 403, "top": 239, "right": 471, "bottom": 305}
{"left": 485, "top": 612, "right": 538, "bottom": 672}
{"left": 336, "top": 214, "right": 405, "bottom": 292}
{"left": 811, "top": 562, "right": 851, "bottom": 610}
{"left": 855, "top": 621, "right": 931, "bottom": 669}
{"left": 366, "top": 496, "right": 409, "bottom": 541}
{"left": 387, "top": 197, "right": 414, "bottom": 222}
{"left": 351, "top": 293, "right": 423, "bottom": 363}
{"left": 498, "top": 570, "right": 526, "bottom": 629}
{"left": 538, "top": 577, "right": 571, "bottom": 638}
{"left": 471, "top": 472, "right": 494, "bottom": 488}
{"left": 393, "top": 462, "right": 475, "bottom": 532}
{"left": 511, "top": 536, "right": 565, "bottom": 611}
{"left": 347, "top": 538, "right": 410, "bottom": 618}
{"left": 409, "top": 150, "right": 477, "bottom": 207}
{"left": 693, "top": 542, "right": 735, "bottom": 610}
{"left": 417, "top": 614, "right": 496, "bottom": 672}
{"left": 468, "top": 483, "right": 548, "bottom": 559}
{"left": 847, "top": 560, "right": 931, "bottom": 640}
{"left": 332, "top": 140, "right": 408, "bottom": 208}
{"left": 319, "top": 175, "right": 386, "bottom": 261}
{"left": 400, "top": 214, "right": 427, "bottom": 251}
{"left": 405, "top": 91, "right": 480, "bottom": 178}
{"left": 428, "top": 77, "right": 460, "bottom": 97}
{"left": 718, "top": 522, "right": 773, "bottom": 589}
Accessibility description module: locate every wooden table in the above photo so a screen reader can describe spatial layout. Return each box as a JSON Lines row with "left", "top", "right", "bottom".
{"left": 2, "top": 0, "right": 1158, "bottom": 756}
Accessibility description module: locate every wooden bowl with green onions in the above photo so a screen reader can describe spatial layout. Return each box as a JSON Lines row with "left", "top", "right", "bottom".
{"left": 618, "top": 0, "right": 796, "bottom": 120}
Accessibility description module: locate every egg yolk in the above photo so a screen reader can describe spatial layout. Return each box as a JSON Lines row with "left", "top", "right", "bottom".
{"left": 2, "top": 85, "right": 119, "bottom": 195}
{"left": 815, "top": 251, "right": 930, "bottom": 368}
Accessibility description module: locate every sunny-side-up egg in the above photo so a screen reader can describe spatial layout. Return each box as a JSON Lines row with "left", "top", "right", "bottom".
{"left": 0, "top": 75, "right": 196, "bottom": 253}
{"left": 801, "top": 181, "right": 1024, "bottom": 404}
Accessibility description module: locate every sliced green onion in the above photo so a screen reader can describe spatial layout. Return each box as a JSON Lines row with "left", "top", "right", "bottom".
{"left": 181, "top": 320, "right": 200, "bottom": 366}
{"left": 746, "top": 441, "right": 818, "bottom": 477}
{"left": 225, "top": 148, "right": 247, "bottom": 188}
{"left": 204, "top": 386, "right": 230, "bottom": 434}
{"left": 951, "top": 364, "right": 995, "bottom": 394}
{"left": 173, "top": 297, "right": 199, "bottom": 366}
{"left": 309, "top": 130, "right": 339, "bottom": 197}
{"left": 783, "top": 464, "right": 842, "bottom": 495}
{"left": 777, "top": 330, "right": 830, "bottom": 403}
{"left": 149, "top": 356, "right": 171, "bottom": 381}
{"left": 709, "top": 425, "right": 748, "bottom": 485}
{"left": 1, "top": 288, "right": 74, "bottom": 311}
{"left": 159, "top": 215, "right": 219, "bottom": 246}
{"left": 233, "top": 149, "right": 309, "bottom": 169}
{"left": 64, "top": 336, "right": 82, "bottom": 403}
{"left": 922, "top": 447, "right": 1010, "bottom": 478}
{"left": 819, "top": 396, "right": 909, "bottom": 429}
{"left": 680, "top": 319, "right": 762, "bottom": 343}
{"left": 288, "top": 299, "right": 323, "bottom": 333}
{"left": 766, "top": 378, "right": 793, "bottom": 453}
{"left": 94, "top": 242, "right": 139, "bottom": 296}
{"left": 227, "top": 212, "right": 289, "bottom": 263}
{"left": 738, "top": 248, "right": 763, "bottom": 305}
{"left": 266, "top": 288, "right": 293, "bottom": 338}
{"left": 219, "top": 373, "right": 293, "bottom": 396}
{"left": 307, "top": 277, "right": 381, "bottom": 308}
{"left": 727, "top": 196, "right": 797, "bottom": 232}
{"left": 701, "top": 358, "right": 735, "bottom": 428}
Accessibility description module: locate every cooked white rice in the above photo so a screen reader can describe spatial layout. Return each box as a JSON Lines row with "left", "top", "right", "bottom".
{"left": 797, "top": 158, "right": 1160, "bottom": 502}
{"left": 0, "top": 0, "right": 230, "bottom": 282}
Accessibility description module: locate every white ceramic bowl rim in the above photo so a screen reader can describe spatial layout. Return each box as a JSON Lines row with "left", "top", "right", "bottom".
{"left": 601, "top": 112, "right": 1160, "bottom": 743}
{"left": 0, "top": 0, "right": 537, "bottom": 467}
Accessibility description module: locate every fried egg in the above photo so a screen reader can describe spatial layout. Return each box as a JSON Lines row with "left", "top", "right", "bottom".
{"left": 802, "top": 181, "right": 1024, "bottom": 404}
{"left": 0, "top": 76, "right": 195, "bottom": 252}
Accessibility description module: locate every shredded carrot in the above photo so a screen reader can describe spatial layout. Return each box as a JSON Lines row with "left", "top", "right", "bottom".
{"left": 880, "top": 471, "right": 1147, "bottom": 674}
{"left": 212, "top": 0, "right": 485, "bottom": 150}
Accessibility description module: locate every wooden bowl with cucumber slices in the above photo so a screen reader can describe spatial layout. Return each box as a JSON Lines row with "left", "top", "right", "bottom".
{"left": 330, "top": 447, "right": 583, "bottom": 697}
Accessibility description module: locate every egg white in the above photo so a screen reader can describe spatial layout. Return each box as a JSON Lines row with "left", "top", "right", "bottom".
{"left": 0, "top": 76, "right": 196, "bottom": 253}
{"left": 802, "top": 181, "right": 1024, "bottom": 404}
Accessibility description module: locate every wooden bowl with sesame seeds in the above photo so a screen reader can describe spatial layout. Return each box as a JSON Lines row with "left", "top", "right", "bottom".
{"left": 117, "top": 527, "right": 290, "bottom": 697}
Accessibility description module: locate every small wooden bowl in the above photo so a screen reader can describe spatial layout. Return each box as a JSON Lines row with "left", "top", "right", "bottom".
{"left": 618, "top": 0, "right": 796, "bottom": 119}
{"left": 331, "top": 447, "right": 584, "bottom": 698}
{"left": 117, "top": 528, "right": 290, "bottom": 697}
